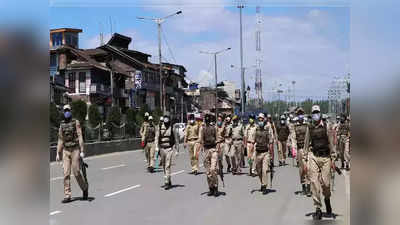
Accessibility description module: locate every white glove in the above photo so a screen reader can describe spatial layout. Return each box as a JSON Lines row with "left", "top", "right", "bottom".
{"left": 80, "top": 152, "right": 85, "bottom": 158}
{"left": 56, "top": 153, "right": 61, "bottom": 162}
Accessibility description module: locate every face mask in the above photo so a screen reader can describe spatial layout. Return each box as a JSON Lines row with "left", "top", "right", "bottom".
{"left": 312, "top": 113, "right": 320, "bottom": 122}
{"left": 64, "top": 111, "right": 72, "bottom": 119}
{"left": 249, "top": 118, "right": 254, "bottom": 124}
{"left": 258, "top": 121, "right": 264, "bottom": 127}
{"left": 280, "top": 120, "right": 285, "bottom": 125}
{"left": 298, "top": 115, "right": 304, "bottom": 120}
{"left": 163, "top": 118, "right": 169, "bottom": 124}
{"left": 190, "top": 120, "right": 194, "bottom": 124}
{"left": 217, "top": 121, "right": 222, "bottom": 126}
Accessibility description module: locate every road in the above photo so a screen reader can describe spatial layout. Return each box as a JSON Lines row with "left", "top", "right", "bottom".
{"left": 50, "top": 144, "right": 349, "bottom": 225}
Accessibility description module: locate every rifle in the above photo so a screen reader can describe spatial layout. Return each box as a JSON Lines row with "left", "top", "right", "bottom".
{"left": 217, "top": 143, "right": 225, "bottom": 187}
{"left": 79, "top": 157, "right": 88, "bottom": 183}
{"left": 269, "top": 145, "right": 275, "bottom": 188}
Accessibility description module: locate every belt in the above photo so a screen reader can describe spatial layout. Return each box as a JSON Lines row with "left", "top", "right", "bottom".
{"left": 233, "top": 138, "right": 243, "bottom": 141}
{"left": 247, "top": 141, "right": 255, "bottom": 144}
{"left": 188, "top": 138, "right": 198, "bottom": 142}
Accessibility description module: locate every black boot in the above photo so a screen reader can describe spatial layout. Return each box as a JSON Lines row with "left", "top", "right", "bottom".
{"left": 306, "top": 184, "right": 312, "bottom": 197}
{"left": 302, "top": 184, "right": 307, "bottom": 195}
{"left": 313, "top": 208, "right": 322, "bottom": 220}
{"left": 260, "top": 185, "right": 266, "bottom": 193}
{"left": 61, "top": 197, "right": 72, "bottom": 204}
{"left": 345, "top": 163, "right": 350, "bottom": 171}
{"left": 207, "top": 187, "right": 214, "bottom": 196}
{"left": 164, "top": 181, "right": 172, "bottom": 190}
{"left": 341, "top": 161, "right": 345, "bottom": 169}
{"left": 82, "top": 188, "right": 88, "bottom": 200}
{"left": 227, "top": 165, "right": 231, "bottom": 173}
{"left": 214, "top": 187, "right": 219, "bottom": 197}
{"left": 325, "top": 198, "right": 332, "bottom": 215}
{"left": 279, "top": 161, "right": 283, "bottom": 167}
{"left": 149, "top": 167, "right": 154, "bottom": 173}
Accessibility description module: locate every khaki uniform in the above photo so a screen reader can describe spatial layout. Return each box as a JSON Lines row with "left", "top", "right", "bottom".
{"left": 143, "top": 123, "right": 156, "bottom": 168}
{"left": 336, "top": 121, "right": 350, "bottom": 167}
{"left": 255, "top": 125, "right": 274, "bottom": 186}
{"left": 140, "top": 121, "right": 150, "bottom": 162}
{"left": 184, "top": 122, "right": 201, "bottom": 172}
{"left": 276, "top": 124, "right": 290, "bottom": 163}
{"left": 223, "top": 123, "right": 233, "bottom": 169}
{"left": 201, "top": 124, "right": 219, "bottom": 189}
{"left": 216, "top": 124, "right": 225, "bottom": 160}
{"left": 287, "top": 123, "right": 295, "bottom": 158}
{"left": 231, "top": 123, "right": 244, "bottom": 173}
{"left": 304, "top": 121, "right": 336, "bottom": 210}
{"left": 245, "top": 123, "right": 257, "bottom": 174}
{"left": 157, "top": 123, "right": 175, "bottom": 185}
{"left": 292, "top": 123, "right": 310, "bottom": 186}
{"left": 57, "top": 119, "right": 88, "bottom": 198}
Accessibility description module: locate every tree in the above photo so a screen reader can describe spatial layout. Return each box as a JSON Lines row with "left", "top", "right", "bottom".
{"left": 50, "top": 102, "right": 62, "bottom": 128}
{"left": 125, "top": 108, "right": 136, "bottom": 137}
{"left": 70, "top": 100, "right": 87, "bottom": 123}
{"left": 106, "top": 106, "right": 122, "bottom": 128}
{"left": 88, "top": 104, "right": 102, "bottom": 127}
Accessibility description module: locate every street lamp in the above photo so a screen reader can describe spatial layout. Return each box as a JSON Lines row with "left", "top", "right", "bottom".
{"left": 199, "top": 47, "right": 231, "bottom": 121}
{"left": 137, "top": 11, "right": 182, "bottom": 114}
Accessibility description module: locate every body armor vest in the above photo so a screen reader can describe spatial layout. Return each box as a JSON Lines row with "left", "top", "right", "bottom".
{"left": 216, "top": 126, "right": 225, "bottom": 143}
{"left": 232, "top": 125, "right": 243, "bottom": 140}
{"left": 295, "top": 124, "right": 307, "bottom": 148}
{"left": 255, "top": 127, "right": 269, "bottom": 152}
{"left": 159, "top": 125, "right": 173, "bottom": 148}
{"left": 277, "top": 125, "right": 290, "bottom": 142}
{"left": 224, "top": 125, "right": 232, "bottom": 138}
{"left": 310, "top": 124, "right": 330, "bottom": 157}
{"left": 203, "top": 125, "right": 216, "bottom": 148}
{"left": 246, "top": 125, "right": 257, "bottom": 142}
{"left": 146, "top": 125, "right": 156, "bottom": 142}
{"left": 61, "top": 119, "right": 78, "bottom": 148}
{"left": 338, "top": 122, "right": 350, "bottom": 136}
{"left": 186, "top": 124, "right": 199, "bottom": 141}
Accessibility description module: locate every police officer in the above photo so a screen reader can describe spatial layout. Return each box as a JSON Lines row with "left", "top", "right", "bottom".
{"left": 56, "top": 104, "right": 88, "bottom": 203}
{"left": 254, "top": 113, "right": 274, "bottom": 194}
{"left": 143, "top": 116, "right": 156, "bottom": 173}
{"left": 245, "top": 114, "right": 257, "bottom": 176}
{"left": 266, "top": 114, "right": 277, "bottom": 167}
{"left": 216, "top": 114, "right": 225, "bottom": 171}
{"left": 157, "top": 114, "right": 176, "bottom": 190}
{"left": 184, "top": 114, "right": 201, "bottom": 175}
{"left": 223, "top": 115, "right": 233, "bottom": 173}
{"left": 291, "top": 107, "right": 311, "bottom": 196}
{"left": 276, "top": 115, "right": 290, "bottom": 166}
{"left": 336, "top": 114, "right": 350, "bottom": 170}
{"left": 201, "top": 113, "right": 220, "bottom": 196}
{"left": 140, "top": 112, "right": 150, "bottom": 163}
{"left": 230, "top": 115, "right": 244, "bottom": 175}
{"left": 304, "top": 105, "right": 337, "bottom": 220}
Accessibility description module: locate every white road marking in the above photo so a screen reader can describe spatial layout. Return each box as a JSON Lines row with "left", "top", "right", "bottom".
{"left": 104, "top": 184, "right": 141, "bottom": 197}
{"left": 50, "top": 176, "right": 73, "bottom": 181}
{"left": 101, "top": 164, "right": 126, "bottom": 170}
{"left": 50, "top": 211, "right": 62, "bottom": 216}
{"left": 171, "top": 170, "right": 185, "bottom": 176}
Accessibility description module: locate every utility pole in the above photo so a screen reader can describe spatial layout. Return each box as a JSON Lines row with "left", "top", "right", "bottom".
{"left": 238, "top": 3, "right": 245, "bottom": 116}
{"left": 137, "top": 11, "right": 182, "bottom": 114}
{"left": 200, "top": 48, "right": 232, "bottom": 122}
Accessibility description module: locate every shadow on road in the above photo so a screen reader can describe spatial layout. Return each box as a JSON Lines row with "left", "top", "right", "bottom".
{"left": 305, "top": 211, "right": 341, "bottom": 222}
{"left": 250, "top": 189, "right": 277, "bottom": 194}
{"left": 70, "top": 197, "right": 95, "bottom": 202}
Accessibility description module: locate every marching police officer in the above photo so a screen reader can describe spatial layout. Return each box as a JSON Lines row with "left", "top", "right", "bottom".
{"left": 245, "top": 114, "right": 257, "bottom": 176}
{"left": 140, "top": 112, "right": 150, "bottom": 163}
{"left": 56, "top": 104, "right": 89, "bottom": 203}
{"left": 201, "top": 113, "right": 220, "bottom": 196}
{"left": 184, "top": 114, "right": 201, "bottom": 175}
{"left": 223, "top": 116, "right": 233, "bottom": 173}
{"left": 304, "top": 105, "right": 337, "bottom": 220}
{"left": 143, "top": 116, "right": 156, "bottom": 173}
{"left": 254, "top": 113, "right": 274, "bottom": 194}
{"left": 230, "top": 115, "right": 244, "bottom": 175}
{"left": 276, "top": 115, "right": 290, "bottom": 166}
{"left": 157, "top": 114, "right": 176, "bottom": 190}
{"left": 291, "top": 107, "right": 311, "bottom": 196}
{"left": 216, "top": 114, "right": 225, "bottom": 172}
{"left": 336, "top": 114, "right": 350, "bottom": 170}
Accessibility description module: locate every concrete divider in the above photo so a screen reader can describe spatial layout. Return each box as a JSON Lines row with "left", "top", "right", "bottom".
{"left": 50, "top": 138, "right": 141, "bottom": 162}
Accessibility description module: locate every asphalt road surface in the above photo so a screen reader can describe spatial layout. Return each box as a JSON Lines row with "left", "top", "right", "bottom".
{"left": 50, "top": 144, "right": 350, "bottom": 225}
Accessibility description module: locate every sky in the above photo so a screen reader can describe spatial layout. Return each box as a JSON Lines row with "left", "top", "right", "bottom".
{"left": 49, "top": 0, "right": 351, "bottom": 101}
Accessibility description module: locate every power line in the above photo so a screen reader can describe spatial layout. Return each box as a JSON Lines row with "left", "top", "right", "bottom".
{"left": 160, "top": 26, "right": 176, "bottom": 64}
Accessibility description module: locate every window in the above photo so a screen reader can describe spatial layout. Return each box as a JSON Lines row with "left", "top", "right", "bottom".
{"left": 68, "top": 72, "right": 75, "bottom": 92}
{"left": 51, "top": 32, "right": 63, "bottom": 47}
{"left": 79, "top": 72, "right": 86, "bottom": 93}
{"left": 50, "top": 54, "right": 57, "bottom": 67}
{"left": 65, "top": 32, "right": 78, "bottom": 48}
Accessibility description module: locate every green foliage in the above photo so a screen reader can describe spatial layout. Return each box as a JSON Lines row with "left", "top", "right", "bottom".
{"left": 71, "top": 100, "right": 87, "bottom": 123}
{"left": 50, "top": 102, "right": 62, "bottom": 127}
{"left": 125, "top": 108, "right": 136, "bottom": 136}
{"left": 88, "top": 104, "right": 102, "bottom": 127}
{"left": 106, "top": 106, "right": 122, "bottom": 128}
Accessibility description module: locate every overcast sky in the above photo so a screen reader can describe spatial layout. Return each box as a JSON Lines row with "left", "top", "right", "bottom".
{"left": 50, "top": 0, "right": 350, "bottom": 101}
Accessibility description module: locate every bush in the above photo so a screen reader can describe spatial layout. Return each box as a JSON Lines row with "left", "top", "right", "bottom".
{"left": 126, "top": 108, "right": 136, "bottom": 137}
{"left": 88, "top": 104, "right": 102, "bottom": 127}
{"left": 71, "top": 100, "right": 87, "bottom": 123}
{"left": 106, "top": 106, "right": 122, "bottom": 127}
{"left": 50, "top": 102, "right": 62, "bottom": 128}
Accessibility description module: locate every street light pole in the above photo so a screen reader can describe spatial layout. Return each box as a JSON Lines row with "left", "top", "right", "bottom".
{"left": 137, "top": 11, "right": 182, "bottom": 114}
{"left": 238, "top": 4, "right": 245, "bottom": 116}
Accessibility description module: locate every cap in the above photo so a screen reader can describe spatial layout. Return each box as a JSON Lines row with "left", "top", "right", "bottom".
{"left": 148, "top": 116, "right": 153, "bottom": 120}
{"left": 63, "top": 104, "right": 71, "bottom": 111}
{"left": 258, "top": 113, "right": 265, "bottom": 119}
{"left": 232, "top": 115, "right": 238, "bottom": 120}
{"left": 311, "top": 105, "right": 320, "bottom": 113}
{"left": 296, "top": 107, "right": 305, "bottom": 114}
{"left": 267, "top": 114, "right": 272, "bottom": 118}
{"left": 159, "top": 116, "right": 164, "bottom": 121}
{"left": 280, "top": 115, "right": 286, "bottom": 120}
{"left": 144, "top": 112, "right": 149, "bottom": 117}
